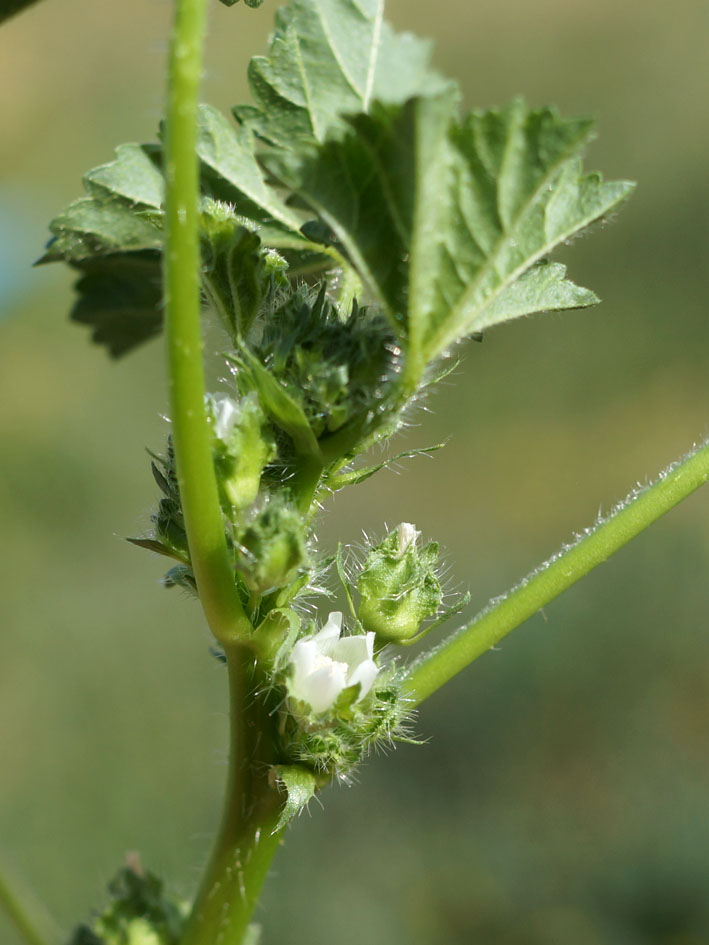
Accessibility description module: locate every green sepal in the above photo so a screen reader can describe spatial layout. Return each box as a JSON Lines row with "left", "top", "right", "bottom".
{"left": 328, "top": 443, "right": 445, "bottom": 491}
{"left": 125, "top": 537, "right": 189, "bottom": 566}
{"left": 235, "top": 498, "right": 308, "bottom": 594}
{"left": 398, "top": 590, "right": 472, "bottom": 646}
{"left": 272, "top": 764, "right": 317, "bottom": 832}
{"left": 256, "top": 607, "right": 301, "bottom": 663}
{"left": 228, "top": 349, "right": 322, "bottom": 460}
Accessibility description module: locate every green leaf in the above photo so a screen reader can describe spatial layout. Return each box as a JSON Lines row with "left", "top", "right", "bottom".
{"left": 68, "top": 252, "right": 163, "bottom": 357}
{"left": 233, "top": 0, "right": 445, "bottom": 149}
{"left": 272, "top": 93, "right": 635, "bottom": 386}
{"left": 84, "top": 143, "right": 164, "bottom": 207}
{"left": 0, "top": 0, "right": 45, "bottom": 25}
{"left": 273, "top": 764, "right": 317, "bottom": 832}
{"left": 41, "top": 198, "right": 161, "bottom": 264}
{"left": 196, "top": 105, "right": 303, "bottom": 237}
{"left": 229, "top": 348, "right": 322, "bottom": 459}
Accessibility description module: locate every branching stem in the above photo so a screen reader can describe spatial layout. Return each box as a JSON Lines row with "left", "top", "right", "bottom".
{"left": 164, "top": 5, "right": 284, "bottom": 944}
{"left": 179, "top": 648, "right": 284, "bottom": 945}
{"left": 403, "top": 439, "right": 709, "bottom": 706}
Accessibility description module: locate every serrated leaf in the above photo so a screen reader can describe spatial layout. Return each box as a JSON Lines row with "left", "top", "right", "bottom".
{"left": 68, "top": 252, "right": 163, "bottom": 357}
{"left": 196, "top": 105, "right": 304, "bottom": 237}
{"left": 233, "top": 0, "right": 445, "bottom": 149}
{"left": 41, "top": 198, "right": 161, "bottom": 264}
{"left": 84, "top": 143, "right": 164, "bottom": 208}
{"left": 273, "top": 765, "right": 317, "bottom": 832}
{"left": 272, "top": 93, "right": 634, "bottom": 385}
{"left": 229, "top": 348, "right": 322, "bottom": 459}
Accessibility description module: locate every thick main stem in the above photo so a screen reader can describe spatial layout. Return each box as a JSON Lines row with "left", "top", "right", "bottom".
{"left": 404, "top": 439, "right": 709, "bottom": 706}
{"left": 164, "top": 0, "right": 251, "bottom": 646}
{"left": 180, "top": 650, "right": 285, "bottom": 945}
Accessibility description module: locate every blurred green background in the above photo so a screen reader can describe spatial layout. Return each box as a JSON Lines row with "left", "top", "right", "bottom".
{"left": 1, "top": 1, "right": 708, "bottom": 943}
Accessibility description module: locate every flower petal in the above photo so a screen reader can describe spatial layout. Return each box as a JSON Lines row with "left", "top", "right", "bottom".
{"left": 313, "top": 611, "right": 343, "bottom": 655}
{"left": 331, "top": 634, "right": 371, "bottom": 668}
{"left": 347, "top": 658, "right": 380, "bottom": 701}
{"left": 303, "top": 661, "right": 348, "bottom": 713}
{"left": 289, "top": 640, "right": 320, "bottom": 694}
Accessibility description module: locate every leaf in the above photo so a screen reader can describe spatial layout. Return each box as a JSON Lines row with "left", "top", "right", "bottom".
{"left": 233, "top": 0, "right": 446, "bottom": 149}
{"left": 126, "top": 537, "right": 189, "bottom": 565}
{"left": 229, "top": 348, "right": 322, "bottom": 459}
{"left": 271, "top": 93, "right": 635, "bottom": 385}
{"left": 196, "top": 105, "right": 304, "bottom": 239}
{"left": 0, "top": 0, "right": 45, "bottom": 25}
{"left": 41, "top": 198, "right": 162, "bottom": 264}
{"left": 68, "top": 252, "right": 163, "bottom": 357}
{"left": 83, "top": 143, "right": 164, "bottom": 208}
{"left": 328, "top": 443, "right": 445, "bottom": 490}
{"left": 272, "top": 764, "right": 317, "bottom": 832}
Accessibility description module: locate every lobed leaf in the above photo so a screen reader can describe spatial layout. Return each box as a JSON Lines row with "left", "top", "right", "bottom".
{"left": 270, "top": 93, "right": 635, "bottom": 386}
{"left": 233, "top": 0, "right": 445, "bottom": 149}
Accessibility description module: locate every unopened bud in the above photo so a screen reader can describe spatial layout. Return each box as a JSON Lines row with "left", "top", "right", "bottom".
{"left": 209, "top": 392, "right": 275, "bottom": 512}
{"left": 236, "top": 499, "right": 307, "bottom": 594}
{"left": 357, "top": 524, "right": 441, "bottom": 642}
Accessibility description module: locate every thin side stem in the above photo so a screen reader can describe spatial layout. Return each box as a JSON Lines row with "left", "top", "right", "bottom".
{"left": 164, "top": 0, "right": 251, "bottom": 645}
{"left": 0, "top": 857, "right": 59, "bottom": 945}
{"left": 179, "top": 649, "right": 285, "bottom": 945}
{"left": 403, "top": 439, "right": 709, "bottom": 707}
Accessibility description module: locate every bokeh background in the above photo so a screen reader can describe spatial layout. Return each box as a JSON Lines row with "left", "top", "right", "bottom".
{"left": 1, "top": 1, "right": 708, "bottom": 943}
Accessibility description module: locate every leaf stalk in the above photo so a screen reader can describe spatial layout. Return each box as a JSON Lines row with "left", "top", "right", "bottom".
{"left": 403, "top": 439, "right": 709, "bottom": 706}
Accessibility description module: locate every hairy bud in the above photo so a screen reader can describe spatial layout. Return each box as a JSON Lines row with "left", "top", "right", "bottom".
{"left": 357, "top": 523, "right": 442, "bottom": 642}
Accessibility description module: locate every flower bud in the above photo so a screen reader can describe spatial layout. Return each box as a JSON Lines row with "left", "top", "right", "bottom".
{"left": 236, "top": 499, "right": 307, "bottom": 594}
{"left": 357, "top": 523, "right": 442, "bottom": 642}
{"left": 208, "top": 392, "right": 275, "bottom": 513}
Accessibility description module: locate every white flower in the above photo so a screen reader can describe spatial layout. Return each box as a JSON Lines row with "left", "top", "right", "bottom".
{"left": 396, "top": 522, "right": 420, "bottom": 556}
{"left": 212, "top": 394, "right": 240, "bottom": 442}
{"left": 287, "top": 612, "right": 379, "bottom": 714}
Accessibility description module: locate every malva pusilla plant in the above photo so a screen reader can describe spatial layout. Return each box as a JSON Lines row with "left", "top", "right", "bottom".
{"left": 2, "top": 0, "right": 708, "bottom": 943}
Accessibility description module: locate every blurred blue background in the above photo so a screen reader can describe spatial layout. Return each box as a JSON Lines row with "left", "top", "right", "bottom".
{"left": 1, "top": 1, "right": 708, "bottom": 943}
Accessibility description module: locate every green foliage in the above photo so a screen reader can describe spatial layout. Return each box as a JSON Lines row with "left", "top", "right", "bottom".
{"left": 0, "top": 0, "right": 45, "bottom": 24}
{"left": 66, "top": 866, "right": 188, "bottom": 945}
{"left": 232, "top": 0, "right": 444, "bottom": 149}
{"left": 270, "top": 94, "right": 634, "bottom": 386}
{"left": 41, "top": 0, "right": 632, "bottom": 373}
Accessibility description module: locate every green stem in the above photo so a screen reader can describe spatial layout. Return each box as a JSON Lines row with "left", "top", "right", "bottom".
{"left": 403, "top": 439, "right": 709, "bottom": 707}
{"left": 179, "top": 648, "right": 285, "bottom": 945}
{"left": 0, "top": 856, "right": 59, "bottom": 945}
{"left": 164, "top": 0, "right": 251, "bottom": 645}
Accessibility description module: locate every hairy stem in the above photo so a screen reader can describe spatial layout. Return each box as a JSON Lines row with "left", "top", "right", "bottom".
{"left": 0, "top": 856, "right": 59, "bottom": 945}
{"left": 179, "top": 649, "right": 285, "bottom": 945}
{"left": 164, "top": 0, "right": 251, "bottom": 645}
{"left": 404, "top": 439, "right": 709, "bottom": 706}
